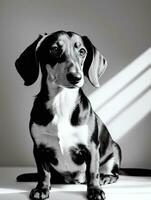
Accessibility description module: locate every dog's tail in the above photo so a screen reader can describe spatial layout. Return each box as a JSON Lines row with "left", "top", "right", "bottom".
{"left": 17, "top": 173, "right": 39, "bottom": 182}
{"left": 119, "top": 168, "right": 151, "bottom": 177}
{"left": 16, "top": 168, "right": 151, "bottom": 182}
{"left": 16, "top": 167, "right": 65, "bottom": 183}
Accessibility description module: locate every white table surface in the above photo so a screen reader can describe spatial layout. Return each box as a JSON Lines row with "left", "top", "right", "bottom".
{"left": 0, "top": 167, "right": 151, "bottom": 200}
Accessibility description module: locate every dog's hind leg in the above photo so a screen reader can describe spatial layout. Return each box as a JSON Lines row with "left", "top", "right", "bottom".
{"left": 99, "top": 142, "right": 121, "bottom": 185}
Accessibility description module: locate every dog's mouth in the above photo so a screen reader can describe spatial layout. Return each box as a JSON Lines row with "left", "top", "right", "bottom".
{"left": 67, "top": 79, "right": 84, "bottom": 89}
{"left": 53, "top": 79, "right": 84, "bottom": 89}
{"left": 68, "top": 83, "right": 83, "bottom": 89}
{"left": 61, "top": 81, "right": 84, "bottom": 89}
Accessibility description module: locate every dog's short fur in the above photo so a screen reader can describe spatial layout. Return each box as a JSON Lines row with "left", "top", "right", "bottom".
{"left": 15, "top": 31, "right": 122, "bottom": 200}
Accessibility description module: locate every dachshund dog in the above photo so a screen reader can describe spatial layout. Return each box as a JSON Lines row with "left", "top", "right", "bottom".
{"left": 15, "top": 31, "right": 122, "bottom": 200}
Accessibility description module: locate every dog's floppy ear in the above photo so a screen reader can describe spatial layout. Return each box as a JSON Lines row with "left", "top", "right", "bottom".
{"left": 82, "top": 36, "right": 107, "bottom": 87}
{"left": 15, "top": 35, "right": 44, "bottom": 86}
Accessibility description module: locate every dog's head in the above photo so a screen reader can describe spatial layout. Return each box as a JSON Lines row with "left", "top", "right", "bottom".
{"left": 15, "top": 31, "right": 107, "bottom": 88}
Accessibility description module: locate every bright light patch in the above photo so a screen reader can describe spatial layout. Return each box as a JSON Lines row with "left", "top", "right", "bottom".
{"left": 0, "top": 188, "right": 27, "bottom": 194}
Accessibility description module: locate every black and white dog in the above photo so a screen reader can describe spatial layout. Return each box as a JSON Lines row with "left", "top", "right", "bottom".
{"left": 15, "top": 31, "right": 122, "bottom": 200}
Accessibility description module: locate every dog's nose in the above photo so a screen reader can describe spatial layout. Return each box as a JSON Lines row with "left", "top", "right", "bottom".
{"left": 67, "top": 72, "right": 82, "bottom": 84}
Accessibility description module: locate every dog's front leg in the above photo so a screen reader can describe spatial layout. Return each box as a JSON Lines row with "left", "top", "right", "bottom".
{"left": 86, "top": 143, "right": 105, "bottom": 200}
{"left": 29, "top": 146, "right": 50, "bottom": 200}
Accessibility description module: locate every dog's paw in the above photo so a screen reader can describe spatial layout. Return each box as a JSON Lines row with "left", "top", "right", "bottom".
{"left": 87, "top": 187, "right": 105, "bottom": 200}
{"left": 100, "top": 174, "right": 119, "bottom": 185}
{"left": 29, "top": 186, "right": 49, "bottom": 200}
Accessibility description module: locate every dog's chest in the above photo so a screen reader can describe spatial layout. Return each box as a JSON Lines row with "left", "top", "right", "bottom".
{"left": 47, "top": 115, "right": 89, "bottom": 172}
{"left": 31, "top": 90, "right": 89, "bottom": 175}
{"left": 32, "top": 118, "right": 89, "bottom": 176}
{"left": 48, "top": 89, "right": 89, "bottom": 150}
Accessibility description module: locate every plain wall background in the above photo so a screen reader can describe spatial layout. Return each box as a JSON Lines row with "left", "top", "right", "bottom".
{"left": 0, "top": 0, "right": 151, "bottom": 167}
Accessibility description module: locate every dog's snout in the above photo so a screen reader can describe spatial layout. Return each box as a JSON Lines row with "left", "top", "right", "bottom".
{"left": 66, "top": 72, "right": 82, "bottom": 84}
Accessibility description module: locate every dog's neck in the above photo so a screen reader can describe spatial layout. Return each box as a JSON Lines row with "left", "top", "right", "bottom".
{"left": 43, "top": 79, "right": 80, "bottom": 117}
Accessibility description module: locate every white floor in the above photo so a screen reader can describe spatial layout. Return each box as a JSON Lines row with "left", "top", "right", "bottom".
{"left": 0, "top": 167, "right": 151, "bottom": 200}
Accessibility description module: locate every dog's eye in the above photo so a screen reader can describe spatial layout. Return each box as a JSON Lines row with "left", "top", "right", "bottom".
{"left": 50, "top": 46, "right": 59, "bottom": 55}
{"left": 79, "top": 48, "right": 87, "bottom": 56}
